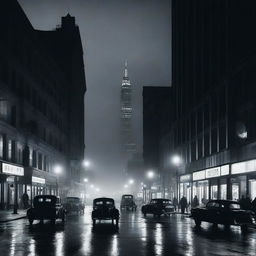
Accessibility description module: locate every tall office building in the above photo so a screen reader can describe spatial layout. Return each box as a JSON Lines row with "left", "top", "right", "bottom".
{"left": 120, "top": 61, "right": 136, "bottom": 155}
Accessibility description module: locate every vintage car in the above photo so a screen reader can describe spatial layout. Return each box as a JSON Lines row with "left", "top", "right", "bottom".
{"left": 190, "top": 200, "right": 255, "bottom": 230}
{"left": 91, "top": 197, "right": 120, "bottom": 226}
{"left": 141, "top": 199, "right": 175, "bottom": 217}
{"left": 120, "top": 194, "right": 137, "bottom": 211}
{"left": 63, "top": 197, "right": 85, "bottom": 214}
{"left": 27, "top": 195, "right": 66, "bottom": 225}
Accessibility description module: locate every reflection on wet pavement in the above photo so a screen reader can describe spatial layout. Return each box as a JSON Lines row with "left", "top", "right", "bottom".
{"left": 0, "top": 206, "right": 256, "bottom": 255}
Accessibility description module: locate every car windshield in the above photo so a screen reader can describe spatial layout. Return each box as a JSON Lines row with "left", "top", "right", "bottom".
{"left": 34, "top": 197, "right": 56, "bottom": 206}
{"left": 67, "top": 198, "right": 79, "bottom": 203}
{"left": 94, "top": 200, "right": 114, "bottom": 207}
{"left": 229, "top": 203, "right": 241, "bottom": 209}
{"left": 162, "top": 200, "right": 172, "bottom": 205}
{"left": 206, "top": 202, "right": 220, "bottom": 209}
{"left": 123, "top": 196, "right": 132, "bottom": 199}
{"left": 150, "top": 200, "right": 159, "bottom": 205}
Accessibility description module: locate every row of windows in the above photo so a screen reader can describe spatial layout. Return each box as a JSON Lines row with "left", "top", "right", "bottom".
{"left": 177, "top": 122, "right": 227, "bottom": 164}
{"left": 0, "top": 134, "right": 53, "bottom": 172}
{"left": 173, "top": 87, "right": 227, "bottom": 147}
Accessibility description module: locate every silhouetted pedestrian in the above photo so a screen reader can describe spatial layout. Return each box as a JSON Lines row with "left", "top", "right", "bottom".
{"left": 22, "top": 193, "right": 29, "bottom": 209}
{"left": 192, "top": 195, "right": 199, "bottom": 208}
{"left": 180, "top": 196, "right": 188, "bottom": 214}
{"left": 173, "top": 197, "right": 178, "bottom": 211}
{"left": 252, "top": 197, "right": 256, "bottom": 213}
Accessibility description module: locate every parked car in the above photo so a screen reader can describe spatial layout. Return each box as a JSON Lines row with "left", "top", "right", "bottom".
{"left": 91, "top": 197, "right": 120, "bottom": 227}
{"left": 190, "top": 200, "right": 255, "bottom": 230}
{"left": 63, "top": 197, "right": 85, "bottom": 214}
{"left": 120, "top": 194, "right": 137, "bottom": 211}
{"left": 141, "top": 199, "right": 175, "bottom": 217}
{"left": 27, "top": 195, "right": 66, "bottom": 225}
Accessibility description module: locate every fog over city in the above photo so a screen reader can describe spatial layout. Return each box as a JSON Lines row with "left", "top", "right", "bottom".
{"left": 19, "top": 0, "right": 171, "bottom": 194}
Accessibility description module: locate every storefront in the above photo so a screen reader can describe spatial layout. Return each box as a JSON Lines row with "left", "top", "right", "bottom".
{"left": 231, "top": 159, "right": 256, "bottom": 200}
{"left": 179, "top": 174, "right": 192, "bottom": 203}
{"left": 0, "top": 162, "right": 24, "bottom": 209}
{"left": 192, "top": 165, "right": 229, "bottom": 205}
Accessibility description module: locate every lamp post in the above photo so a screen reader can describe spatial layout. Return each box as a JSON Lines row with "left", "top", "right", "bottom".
{"left": 171, "top": 155, "right": 182, "bottom": 201}
{"left": 54, "top": 165, "right": 62, "bottom": 197}
{"left": 146, "top": 170, "right": 155, "bottom": 201}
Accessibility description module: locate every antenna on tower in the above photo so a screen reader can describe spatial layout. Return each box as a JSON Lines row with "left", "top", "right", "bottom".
{"left": 124, "top": 60, "right": 128, "bottom": 78}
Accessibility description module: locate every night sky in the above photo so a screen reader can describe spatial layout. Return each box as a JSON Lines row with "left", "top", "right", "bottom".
{"left": 18, "top": 0, "right": 171, "bottom": 195}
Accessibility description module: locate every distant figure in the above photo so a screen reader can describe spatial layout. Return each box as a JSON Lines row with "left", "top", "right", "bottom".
{"left": 192, "top": 195, "right": 199, "bottom": 208}
{"left": 201, "top": 197, "right": 208, "bottom": 205}
{"left": 173, "top": 197, "right": 178, "bottom": 211}
{"left": 180, "top": 196, "right": 188, "bottom": 214}
{"left": 22, "top": 193, "right": 29, "bottom": 209}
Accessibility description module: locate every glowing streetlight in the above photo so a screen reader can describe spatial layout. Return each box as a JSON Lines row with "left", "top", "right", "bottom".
{"left": 54, "top": 165, "right": 62, "bottom": 174}
{"left": 147, "top": 170, "right": 155, "bottom": 179}
{"left": 129, "top": 179, "right": 134, "bottom": 185}
{"left": 84, "top": 178, "right": 89, "bottom": 183}
{"left": 171, "top": 155, "right": 182, "bottom": 166}
{"left": 83, "top": 160, "right": 91, "bottom": 168}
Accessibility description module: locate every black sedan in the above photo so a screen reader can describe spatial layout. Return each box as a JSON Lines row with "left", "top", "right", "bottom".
{"left": 27, "top": 195, "right": 66, "bottom": 225}
{"left": 91, "top": 197, "right": 120, "bottom": 227}
{"left": 141, "top": 199, "right": 175, "bottom": 217}
{"left": 190, "top": 200, "right": 255, "bottom": 230}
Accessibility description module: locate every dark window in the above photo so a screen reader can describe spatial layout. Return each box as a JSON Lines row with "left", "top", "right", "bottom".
{"left": 198, "top": 137, "right": 203, "bottom": 159}
{"left": 204, "top": 103, "right": 210, "bottom": 129}
{"left": 38, "top": 153, "right": 42, "bottom": 170}
{"left": 219, "top": 124, "right": 226, "bottom": 150}
{"left": 191, "top": 140, "right": 196, "bottom": 161}
{"left": 191, "top": 113, "right": 196, "bottom": 138}
{"left": 211, "top": 128, "right": 217, "bottom": 153}
{"left": 32, "top": 150, "right": 37, "bottom": 168}
{"left": 204, "top": 132, "right": 210, "bottom": 156}
{"left": 197, "top": 109, "right": 203, "bottom": 134}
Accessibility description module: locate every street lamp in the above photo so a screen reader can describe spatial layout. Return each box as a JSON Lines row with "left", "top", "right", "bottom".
{"left": 171, "top": 155, "right": 182, "bottom": 166}
{"left": 171, "top": 155, "right": 182, "bottom": 202}
{"left": 84, "top": 178, "right": 89, "bottom": 183}
{"left": 147, "top": 170, "right": 155, "bottom": 179}
{"left": 83, "top": 160, "right": 91, "bottom": 168}
{"left": 129, "top": 179, "right": 134, "bottom": 185}
{"left": 54, "top": 165, "right": 63, "bottom": 197}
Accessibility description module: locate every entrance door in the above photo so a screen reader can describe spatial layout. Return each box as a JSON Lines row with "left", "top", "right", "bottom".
{"left": 232, "top": 184, "right": 239, "bottom": 201}
{"left": 249, "top": 180, "right": 256, "bottom": 200}
{"left": 220, "top": 184, "right": 227, "bottom": 199}
{"left": 211, "top": 185, "right": 218, "bottom": 200}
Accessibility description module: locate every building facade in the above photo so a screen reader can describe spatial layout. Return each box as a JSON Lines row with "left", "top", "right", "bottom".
{"left": 0, "top": 0, "right": 86, "bottom": 209}
{"left": 158, "top": 0, "right": 256, "bottom": 205}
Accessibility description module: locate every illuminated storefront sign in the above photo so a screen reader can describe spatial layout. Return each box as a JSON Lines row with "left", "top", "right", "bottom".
{"left": 2, "top": 163, "right": 24, "bottom": 176}
{"left": 180, "top": 174, "right": 191, "bottom": 182}
{"left": 231, "top": 160, "right": 256, "bottom": 175}
{"left": 32, "top": 176, "right": 46, "bottom": 184}
{"left": 205, "top": 167, "right": 220, "bottom": 178}
{"left": 220, "top": 165, "right": 229, "bottom": 176}
{"left": 193, "top": 170, "right": 205, "bottom": 181}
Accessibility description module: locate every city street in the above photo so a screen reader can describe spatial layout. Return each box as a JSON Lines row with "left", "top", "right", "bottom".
{"left": 0, "top": 207, "right": 256, "bottom": 256}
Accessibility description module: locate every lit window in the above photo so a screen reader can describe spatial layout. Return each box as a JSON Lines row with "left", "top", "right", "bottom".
{"left": 8, "top": 140, "right": 12, "bottom": 160}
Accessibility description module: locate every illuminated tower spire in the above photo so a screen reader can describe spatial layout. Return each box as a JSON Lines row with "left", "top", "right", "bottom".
{"left": 124, "top": 60, "right": 128, "bottom": 78}
{"left": 120, "top": 60, "right": 136, "bottom": 154}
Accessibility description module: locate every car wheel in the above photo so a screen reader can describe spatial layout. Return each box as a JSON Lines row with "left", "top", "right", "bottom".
{"left": 29, "top": 219, "right": 33, "bottom": 225}
{"left": 144, "top": 213, "right": 147, "bottom": 217}
{"left": 195, "top": 219, "right": 201, "bottom": 227}
{"left": 116, "top": 219, "right": 119, "bottom": 227}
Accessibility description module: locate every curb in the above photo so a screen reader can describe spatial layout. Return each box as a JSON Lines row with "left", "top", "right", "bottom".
{"left": 0, "top": 215, "right": 26, "bottom": 223}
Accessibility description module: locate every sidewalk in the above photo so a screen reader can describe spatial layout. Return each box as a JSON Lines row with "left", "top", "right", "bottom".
{"left": 0, "top": 209, "right": 27, "bottom": 223}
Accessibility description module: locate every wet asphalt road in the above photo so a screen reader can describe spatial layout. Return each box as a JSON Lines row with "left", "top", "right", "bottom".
{"left": 0, "top": 207, "right": 256, "bottom": 256}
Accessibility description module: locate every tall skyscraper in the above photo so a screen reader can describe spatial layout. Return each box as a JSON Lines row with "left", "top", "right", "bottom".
{"left": 120, "top": 61, "right": 136, "bottom": 155}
